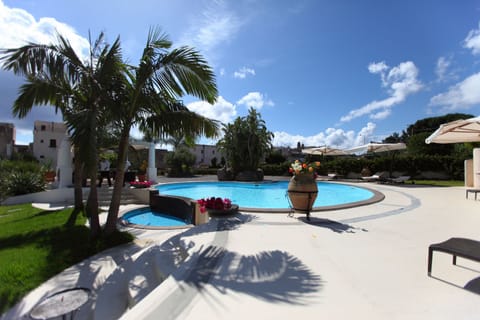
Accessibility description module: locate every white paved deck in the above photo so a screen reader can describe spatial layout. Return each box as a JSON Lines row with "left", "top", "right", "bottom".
{"left": 2, "top": 180, "right": 480, "bottom": 320}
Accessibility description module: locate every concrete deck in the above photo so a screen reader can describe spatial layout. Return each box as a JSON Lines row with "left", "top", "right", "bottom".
{"left": 2, "top": 177, "right": 480, "bottom": 319}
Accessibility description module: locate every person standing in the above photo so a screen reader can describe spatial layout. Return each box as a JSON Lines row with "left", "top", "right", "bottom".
{"left": 123, "top": 159, "right": 131, "bottom": 186}
{"left": 98, "top": 158, "right": 111, "bottom": 187}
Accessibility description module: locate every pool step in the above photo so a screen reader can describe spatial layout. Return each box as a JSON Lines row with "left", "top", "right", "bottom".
{"left": 97, "top": 187, "right": 140, "bottom": 207}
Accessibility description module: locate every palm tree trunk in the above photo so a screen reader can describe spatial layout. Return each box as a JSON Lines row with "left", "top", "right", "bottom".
{"left": 104, "top": 127, "right": 130, "bottom": 235}
{"left": 86, "top": 177, "right": 100, "bottom": 237}
{"left": 65, "top": 149, "right": 85, "bottom": 227}
{"left": 73, "top": 147, "right": 84, "bottom": 211}
{"left": 86, "top": 128, "right": 101, "bottom": 237}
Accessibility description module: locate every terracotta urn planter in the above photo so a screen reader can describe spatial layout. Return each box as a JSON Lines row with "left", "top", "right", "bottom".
{"left": 287, "top": 173, "right": 318, "bottom": 220}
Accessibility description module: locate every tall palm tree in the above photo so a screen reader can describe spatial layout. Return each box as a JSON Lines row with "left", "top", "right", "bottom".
{"left": 0, "top": 32, "right": 125, "bottom": 237}
{"left": 104, "top": 27, "right": 219, "bottom": 234}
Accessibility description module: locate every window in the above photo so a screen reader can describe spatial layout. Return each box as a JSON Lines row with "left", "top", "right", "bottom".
{"left": 49, "top": 139, "right": 56, "bottom": 148}
{"left": 40, "top": 139, "right": 44, "bottom": 143}
{"left": 40, "top": 125, "right": 46, "bottom": 131}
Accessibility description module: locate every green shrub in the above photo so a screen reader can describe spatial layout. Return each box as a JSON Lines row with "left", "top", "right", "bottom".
{"left": 0, "top": 160, "right": 46, "bottom": 200}
{"left": 166, "top": 148, "right": 196, "bottom": 177}
{"left": 5, "top": 171, "right": 45, "bottom": 196}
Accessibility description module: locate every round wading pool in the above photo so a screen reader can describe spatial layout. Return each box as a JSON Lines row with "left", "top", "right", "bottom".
{"left": 120, "top": 207, "right": 191, "bottom": 229}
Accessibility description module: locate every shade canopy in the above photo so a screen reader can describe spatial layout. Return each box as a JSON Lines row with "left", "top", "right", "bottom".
{"left": 345, "top": 142, "right": 407, "bottom": 155}
{"left": 301, "top": 146, "right": 348, "bottom": 156}
{"left": 425, "top": 116, "right": 480, "bottom": 144}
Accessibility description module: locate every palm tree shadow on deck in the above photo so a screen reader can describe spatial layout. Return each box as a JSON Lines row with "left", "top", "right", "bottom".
{"left": 300, "top": 217, "right": 368, "bottom": 233}
{"left": 178, "top": 245, "right": 323, "bottom": 305}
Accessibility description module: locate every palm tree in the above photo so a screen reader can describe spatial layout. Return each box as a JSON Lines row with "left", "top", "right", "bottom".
{"left": 0, "top": 32, "right": 125, "bottom": 236}
{"left": 103, "top": 27, "right": 219, "bottom": 234}
{"left": 217, "top": 108, "right": 273, "bottom": 177}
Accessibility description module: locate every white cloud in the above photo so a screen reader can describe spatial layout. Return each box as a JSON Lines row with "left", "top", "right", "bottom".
{"left": 429, "top": 72, "right": 480, "bottom": 111}
{"left": 464, "top": 22, "right": 480, "bottom": 55}
{"left": 435, "top": 56, "right": 450, "bottom": 82}
{"left": 219, "top": 68, "right": 226, "bottom": 76}
{"left": 368, "top": 61, "right": 389, "bottom": 74}
{"left": 0, "top": 1, "right": 90, "bottom": 60}
{"left": 272, "top": 123, "right": 376, "bottom": 149}
{"left": 237, "top": 92, "right": 274, "bottom": 109}
{"left": 187, "top": 96, "right": 237, "bottom": 124}
{"left": 341, "top": 61, "right": 423, "bottom": 122}
{"left": 233, "top": 66, "right": 255, "bottom": 79}
{"left": 179, "top": 1, "right": 242, "bottom": 57}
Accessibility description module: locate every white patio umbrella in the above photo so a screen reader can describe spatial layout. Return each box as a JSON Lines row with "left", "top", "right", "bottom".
{"left": 345, "top": 142, "right": 407, "bottom": 155}
{"left": 345, "top": 142, "right": 407, "bottom": 177}
{"left": 301, "top": 146, "right": 348, "bottom": 156}
{"left": 425, "top": 116, "right": 480, "bottom": 144}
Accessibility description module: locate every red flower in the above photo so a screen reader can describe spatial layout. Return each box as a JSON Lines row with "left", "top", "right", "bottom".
{"left": 197, "top": 197, "right": 233, "bottom": 213}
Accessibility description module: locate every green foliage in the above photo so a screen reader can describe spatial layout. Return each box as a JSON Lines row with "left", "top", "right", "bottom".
{"left": 265, "top": 149, "right": 286, "bottom": 164}
{"left": 404, "top": 113, "right": 474, "bottom": 137}
{"left": 166, "top": 148, "right": 196, "bottom": 176}
{"left": 0, "top": 204, "right": 133, "bottom": 313}
{"left": 0, "top": 160, "right": 45, "bottom": 200}
{"left": 4, "top": 171, "right": 45, "bottom": 197}
{"left": 261, "top": 162, "right": 291, "bottom": 176}
{"left": 312, "top": 154, "right": 466, "bottom": 180}
{"left": 210, "top": 157, "right": 218, "bottom": 168}
{"left": 217, "top": 108, "right": 273, "bottom": 174}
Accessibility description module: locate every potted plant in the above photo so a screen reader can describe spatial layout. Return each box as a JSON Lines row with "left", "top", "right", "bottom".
{"left": 41, "top": 159, "right": 56, "bottom": 183}
{"left": 137, "top": 160, "right": 148, "bottom": 182}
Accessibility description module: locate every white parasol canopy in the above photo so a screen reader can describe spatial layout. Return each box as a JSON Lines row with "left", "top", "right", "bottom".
{"left": 425, "top": 116, "right": 480, "bottom": 144}
{"left": 301, "top": 146, "right": 348, "bottom": 156}
{"left": 345, "top": 142, "right": 407, "bottom": 155}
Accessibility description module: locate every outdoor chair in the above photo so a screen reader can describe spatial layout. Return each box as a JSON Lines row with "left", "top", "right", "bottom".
{"left": 428, "top": 237, "right": 480, "bottom": 276}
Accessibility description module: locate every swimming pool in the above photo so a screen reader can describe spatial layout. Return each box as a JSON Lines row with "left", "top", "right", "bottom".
{"left": 156, "top": 181, "right": 382, "bottom": 211}
{"left": 121, "top": 207, "right": 191, "bottom": 229}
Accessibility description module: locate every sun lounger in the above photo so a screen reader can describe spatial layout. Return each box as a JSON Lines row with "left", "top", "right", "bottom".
{"left": 428, "top": 237, "right": 480, "bottom": 275}
{"left": 361, "top": 172, "right": 388, "bottom": 182}
{"left": 386, "top": 176, "right": 410, "bottom": 184}
{"left": 327, "top": 173, "right": 342, "bottom": 180}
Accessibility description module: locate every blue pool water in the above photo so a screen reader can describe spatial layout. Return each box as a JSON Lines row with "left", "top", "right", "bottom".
{"left": 156, "top": 181, "right": 374, "bottom": 209}
{"left": 122, "top": 207, "right": 189, "bottom": 227}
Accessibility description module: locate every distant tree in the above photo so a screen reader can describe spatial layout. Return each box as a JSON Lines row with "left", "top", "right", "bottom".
{"left": 404, "top": 113, "right": 474, "bottom": 138}
{"left": 404, "top": 113, "right": 475, "bottom": 156}
{"left": 217, "top": 108, "right": 273, "bottom": 175}
{"left": 383, "top": 132, "right": 403, "bottom": 143}
{"left": 265, "top": 149, "right": 286, "bottom": 164}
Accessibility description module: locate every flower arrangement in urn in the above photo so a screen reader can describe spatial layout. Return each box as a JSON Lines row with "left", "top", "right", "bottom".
{"left": 289, "top": 160, "right": 321, "bottom": 177}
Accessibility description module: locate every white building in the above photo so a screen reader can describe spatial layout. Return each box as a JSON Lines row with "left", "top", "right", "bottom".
{"left": 33, "top": 120, "right": 67, "bottom": 168}
{"left": 190, "top": 144, "right": 223, "bottom": 167}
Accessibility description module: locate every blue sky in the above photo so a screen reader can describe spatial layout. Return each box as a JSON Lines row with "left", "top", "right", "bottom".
{"left": 1, "top": 0, "right": 480, "bottom": 148}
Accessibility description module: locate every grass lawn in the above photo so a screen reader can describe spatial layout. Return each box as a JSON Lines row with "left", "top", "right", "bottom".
{"left": 0, "top": 204, "right": 133, "bottom": 314}
{"left": 405, "top": 180, "right": 465, "bottom": 187}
